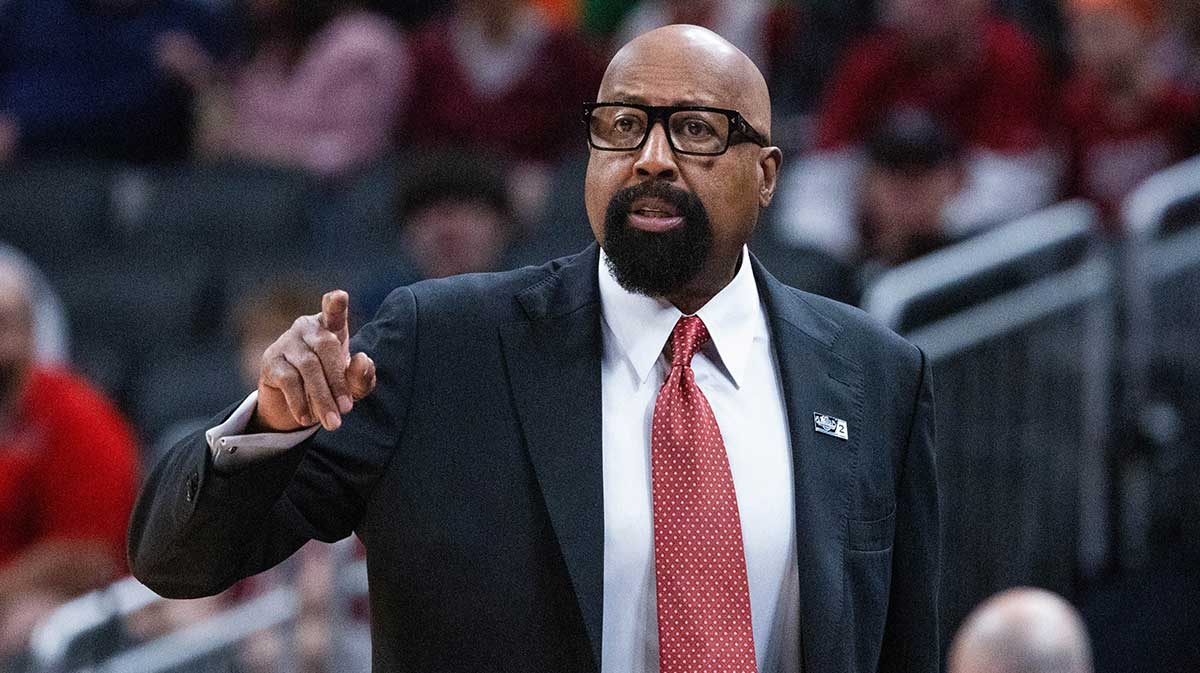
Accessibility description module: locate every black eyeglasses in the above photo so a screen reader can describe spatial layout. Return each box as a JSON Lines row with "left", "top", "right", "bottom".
{"left": 582, "top": 102, "right": 769, "bottom": 156}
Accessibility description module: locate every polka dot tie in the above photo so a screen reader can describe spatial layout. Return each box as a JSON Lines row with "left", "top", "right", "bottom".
{"left": 651, "top": 316, "right": 758, "bottom": 673}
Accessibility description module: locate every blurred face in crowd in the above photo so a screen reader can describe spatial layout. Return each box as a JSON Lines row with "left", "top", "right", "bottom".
{"left": 584, "top": 25, "right": 781, "bottom": 308}
{"left": 884, "top": 0, "right": 989, "bottom": 52}
{"left": 0, "top": 262, "right": 34, "bottom": 414}
{"left": 402, "top": 198, "right": 511, "bottom": 280}
{"left": 1068, "top": 5, "right": 1152, "bottom": 85}
{"left": 861, "top": 161, "right": 961, "bottom": 265}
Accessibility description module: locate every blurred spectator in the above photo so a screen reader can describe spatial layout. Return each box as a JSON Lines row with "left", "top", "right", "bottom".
{"left": 402, "top": 0, "right": 603, "bottom": 165}
{"left": 0, "top": 257, "right": 138, "bottom": 662}
{"left": 777, "top": 0, "right": 1059, "bottom": 260}
{"left": 948, "top": 587, "right": 1094, "bottom": 673}
{"left": 0, "top": 244, "right": 69, "bottom": 365}
{"left": 0, "top": 0, "right": 226, "bottom": 164}
{"left": 234, "top": 279, "right": 324, "bottom": 387}
{"left": 354, "top": 150, "right": 515, "bottom": 322}
{"left": 858, "top": 109, "right": 962, "bottom": 275}
{"left": 398, "top": 152, "right": 517, "bottom": 279}
{"left": 160, "top": 0, "right": 411, "bottom": 179}
{"left": 1060, "top": 0, "right": 1200, "bottom": 229}
{"left": 613, "top": 0, "right": 775, "bottom": 75}
{"left": 1154, "top": 0, "right": 1200, "bottom": 90}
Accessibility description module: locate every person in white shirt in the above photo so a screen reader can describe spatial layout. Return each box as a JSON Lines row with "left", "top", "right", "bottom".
{"left": 129, "top": 24, "right": 938, "bottom": 673}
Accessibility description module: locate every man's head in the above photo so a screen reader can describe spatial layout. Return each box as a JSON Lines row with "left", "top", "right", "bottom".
{"left": 584, "top": 24, "right": 781, "bottom": 308}
{"left": 947, "top": 587, "right": 1094, "bottom": 673}
{"left": 0, "top": 257, "right": 35, "bottom": 413}
{"left": 1067, "top": 0, "right": 1159, "bottom": 87}
{"left": 860, "top": 108, "right": 962, "bottom": 265}
{"left": 234, "top": 280, "right": 320, "bottom": 389}
{"left": 398, "top": 151, "right": 515, "bottom": 280}
{"left": 882, "top": 0, "right": 990, "bottom": 54}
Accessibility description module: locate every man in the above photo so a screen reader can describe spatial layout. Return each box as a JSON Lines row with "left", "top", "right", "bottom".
{"left": 0, "top": 256, "right": 139, "bottom": 661}
{"left": 129, "top": 25, "right": 938, "bottom": 673}
{"left": 947, "top": 588, "right": 1093, "bottom": 673}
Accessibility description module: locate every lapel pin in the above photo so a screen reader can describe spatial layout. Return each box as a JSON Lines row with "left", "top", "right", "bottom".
{"left": 814, "top": 412, "right": 849, "bottom": 440}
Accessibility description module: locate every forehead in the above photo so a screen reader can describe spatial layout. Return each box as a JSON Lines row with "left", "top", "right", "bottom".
{"left": 597, "top": 50, "right": 740, "bottom": 110}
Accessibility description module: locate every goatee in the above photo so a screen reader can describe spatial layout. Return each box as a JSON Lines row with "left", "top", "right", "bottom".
{"left": 602, "top": 181, "right": 713, "bottom": 297}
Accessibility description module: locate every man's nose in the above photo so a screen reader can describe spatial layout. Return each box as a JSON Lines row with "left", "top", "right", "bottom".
{"left": 632, "top": 123, "right": 679, "bottom": 181}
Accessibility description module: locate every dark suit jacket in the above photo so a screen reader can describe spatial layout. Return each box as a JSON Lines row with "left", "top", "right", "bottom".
{"left": 128, "top": 244, "right": 938, "bottom": 673}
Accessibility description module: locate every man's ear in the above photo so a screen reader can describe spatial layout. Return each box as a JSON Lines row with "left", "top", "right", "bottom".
{"left": 757, "top": 146, "right": 783, "bottom": 208}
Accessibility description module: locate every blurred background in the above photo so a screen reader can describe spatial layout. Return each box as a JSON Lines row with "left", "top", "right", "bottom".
{"left": 0, "top": 0, "right": 1197, "bottom": 671}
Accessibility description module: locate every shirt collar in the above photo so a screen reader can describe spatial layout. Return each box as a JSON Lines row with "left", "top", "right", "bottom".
{"left": 598, "top": 246, "right": 765, "bottom": 388}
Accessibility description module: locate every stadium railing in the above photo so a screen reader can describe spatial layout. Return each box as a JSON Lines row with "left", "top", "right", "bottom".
{"left": 1117, "top": 155, "right": 1200, "bottom": 569}
{"left": 861, "top": 200, "right": 1116, "bottom": 647}
{"left": 25, "top": 539, "right": 369, "bottom": 673}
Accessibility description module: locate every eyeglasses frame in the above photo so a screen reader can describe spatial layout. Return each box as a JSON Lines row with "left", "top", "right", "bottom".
{"left": 581, "top": 101, "right": 769, "bottom": 156}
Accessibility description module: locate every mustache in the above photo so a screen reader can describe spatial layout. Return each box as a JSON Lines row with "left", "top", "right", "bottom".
{"left": 607, "top": 180, "right": 698, "bottom": 217}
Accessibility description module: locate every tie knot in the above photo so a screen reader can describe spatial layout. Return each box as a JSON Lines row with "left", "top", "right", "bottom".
{"left": 669, "top": 316, "right": 710, "bottom": 368}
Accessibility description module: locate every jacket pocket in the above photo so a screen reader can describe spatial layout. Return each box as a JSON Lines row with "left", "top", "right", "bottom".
{"left": 847, "top": 508, "right": 895, "bottom": 553}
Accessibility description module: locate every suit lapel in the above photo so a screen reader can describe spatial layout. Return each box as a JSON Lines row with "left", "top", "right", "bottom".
{"left": 754, "top": 257, "right": 864, "bottom": 673}
{"left": 499, "top": 244, "right": 605, "bottom": 670}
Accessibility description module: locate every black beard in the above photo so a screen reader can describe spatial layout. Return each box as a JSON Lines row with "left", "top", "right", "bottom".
{"left": 601, "top": 181, "right": 713, "bottom": 297}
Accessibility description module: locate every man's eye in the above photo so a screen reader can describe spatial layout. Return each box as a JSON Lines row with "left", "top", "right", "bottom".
{"left": 614, "top": 116, "right": 644, "bottom": 134}
{"left": 682, "top": 119, "right": 714, "bottom": 138}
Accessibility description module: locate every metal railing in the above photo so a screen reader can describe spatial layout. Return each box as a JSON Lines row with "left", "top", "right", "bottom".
{"left": 863, "top": 201, "right": 1115, "bottom": 646}
{"left": 1117, "top": 156, "right": 1200, "bottom": 569}
{"left": 26, "top": 540, "right": 369, "bottom": 673}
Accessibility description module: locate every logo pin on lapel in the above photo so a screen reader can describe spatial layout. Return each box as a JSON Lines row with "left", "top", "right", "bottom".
{"left": 813, "top": 412, "right": 849, "bottom": 440}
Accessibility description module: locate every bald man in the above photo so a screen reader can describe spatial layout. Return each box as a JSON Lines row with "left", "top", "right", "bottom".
{"left": 130, "top": 25, "right": 938, "bottom": 673}
{"left": 948, "top": 588, "right": 1093, "bottom": 673}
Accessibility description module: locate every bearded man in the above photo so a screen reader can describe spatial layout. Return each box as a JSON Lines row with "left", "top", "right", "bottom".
{"left": 130, "top": 24, "right": 939, "bottom": 673}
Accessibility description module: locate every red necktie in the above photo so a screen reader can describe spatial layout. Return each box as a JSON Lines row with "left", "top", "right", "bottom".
{"left": 651, "top": 316, "right": 758, "bottom": 673}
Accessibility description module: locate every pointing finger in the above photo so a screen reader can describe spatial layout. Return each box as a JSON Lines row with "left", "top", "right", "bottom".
{"left": 320, "top": 290, "right": 350, "bottom": 339}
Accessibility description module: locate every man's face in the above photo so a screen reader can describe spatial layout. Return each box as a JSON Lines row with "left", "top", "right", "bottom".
{"left": 885, "top": 0, "right": 987, "bottom": 51}
{"left": 584, "top": 38, "right": 775, "bottom": 298}
{"left": 0, "top": 275, "right": 33, "bottom": 411}
{"left": 403, "top": 198, "right": 510, "bottom": 280}
{"left": 1069, "top": 8, "right": 1148, "bottom": 82}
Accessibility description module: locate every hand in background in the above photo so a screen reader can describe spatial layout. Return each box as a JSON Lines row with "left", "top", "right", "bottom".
{"left": 155, "top": 31, "right": 217, "bottom": 92}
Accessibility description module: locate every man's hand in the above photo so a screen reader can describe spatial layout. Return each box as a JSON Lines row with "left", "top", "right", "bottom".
{"left": 254, "top": 291, "right": 376, "bottom": 432}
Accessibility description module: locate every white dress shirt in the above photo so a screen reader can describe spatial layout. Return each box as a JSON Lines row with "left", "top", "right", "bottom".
{"left": 206, "top": 247, "right": 800, "bottom": 672}
{"left": 598, "top": 247, "right": 798, "bottom": 673}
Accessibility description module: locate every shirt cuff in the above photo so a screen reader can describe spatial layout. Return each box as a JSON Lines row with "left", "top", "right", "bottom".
{"left": 205, "top": 391, "right": 319, "bottom": 471}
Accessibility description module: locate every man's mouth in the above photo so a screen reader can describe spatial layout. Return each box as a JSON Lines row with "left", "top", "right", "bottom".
{"left": 627, "top": 197, "right": 685, "bottom": 232}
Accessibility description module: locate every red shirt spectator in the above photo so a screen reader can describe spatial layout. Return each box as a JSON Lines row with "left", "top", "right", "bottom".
{"left": 0, "top": 367, "right": 138, "bottom": 573}
{"left": 816, "top": 15, "right": 1052, "bottom": 154}
{"left": 1060, "top": 76, "right": 1199, "bottom": 221}
{"left": 1059, "top": 0, "right": 1200, "bottom": 229}
{"left": 402, "top": 3, "right": 603, "bottom": 164}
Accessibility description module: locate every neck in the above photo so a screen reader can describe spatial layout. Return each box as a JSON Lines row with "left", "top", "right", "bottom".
{"left": 665, "top": 252, "right": 742, "bottom": 315}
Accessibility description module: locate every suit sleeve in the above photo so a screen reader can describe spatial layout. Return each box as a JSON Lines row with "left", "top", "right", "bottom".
{"left": 127, "top": 286, "right": 419, "bottom": 599}
{"left": 879, "top": 347, "right": 939, "bottom": 673}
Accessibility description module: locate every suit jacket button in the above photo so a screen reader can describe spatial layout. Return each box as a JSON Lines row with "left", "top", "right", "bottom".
{"left": 186, "top": 472, "right": 199, "bottom": 502}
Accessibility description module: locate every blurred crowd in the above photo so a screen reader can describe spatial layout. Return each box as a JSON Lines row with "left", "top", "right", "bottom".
{"left": 1, "top": 0, "right": 1198, "bottom": 670}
